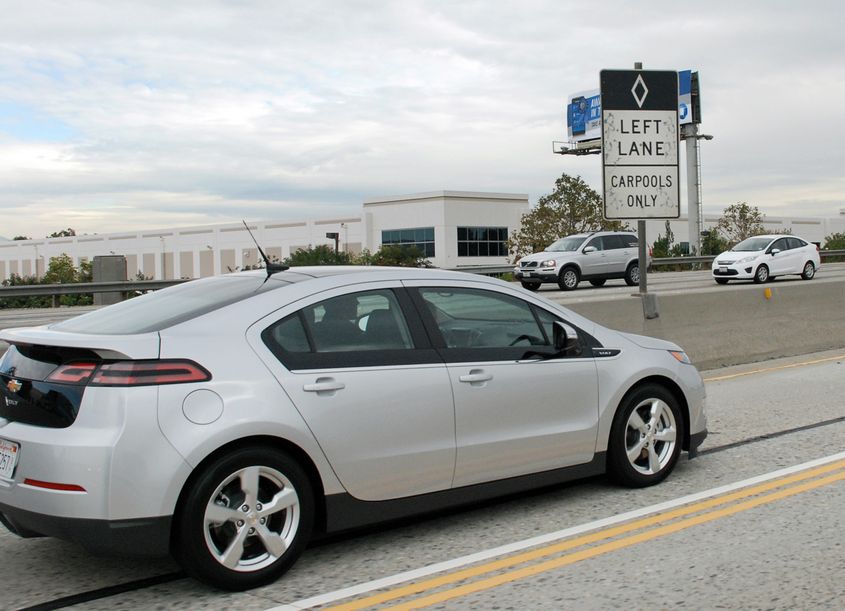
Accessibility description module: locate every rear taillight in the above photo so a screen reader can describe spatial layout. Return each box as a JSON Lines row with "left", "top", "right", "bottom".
{"left": 90, "top": 360, "right": 211, "bottom": 386}
{"left": 47, "top": 359, "right": 210, "bottom": 387}
{"left": 47, "top": 362, "right": 98, "bottom": 385}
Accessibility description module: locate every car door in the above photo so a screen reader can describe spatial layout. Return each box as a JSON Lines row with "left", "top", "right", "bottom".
{"left": 251, "top": 283, "right": 456, "bottom": 502}
{"left": 767, "top": 237, "right": 791, "bottom": 275}
{"left": 601, "top": 234, "right": 629, "bottom": 275}
{"left": 579, "top": 236, "right": 607, "bottom": 277}
{"left": 785, "top": 237, "right": 808, "bottom": 273}
{"left": 405, "top": 281, "right": 600, "bottom": 487}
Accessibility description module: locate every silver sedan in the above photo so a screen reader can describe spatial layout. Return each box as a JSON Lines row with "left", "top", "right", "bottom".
{"left": 0, "top": 266, "right": 707, "bottom": 590}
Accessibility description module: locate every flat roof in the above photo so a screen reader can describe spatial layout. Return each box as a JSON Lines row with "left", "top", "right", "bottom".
{"left": 363, "top": 190, "right": 529, "bottom": 206}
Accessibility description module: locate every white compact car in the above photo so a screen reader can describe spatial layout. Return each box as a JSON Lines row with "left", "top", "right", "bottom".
{"left": 711, "top": 234, "right": 821, "bottom": 284}
{"left": 0, "top": 267, "right": 707, "bottom": 590}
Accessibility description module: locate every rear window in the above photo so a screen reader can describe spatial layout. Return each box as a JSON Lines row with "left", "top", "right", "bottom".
{"left": 52, "top": 274, "right": 293, "bottom": 335}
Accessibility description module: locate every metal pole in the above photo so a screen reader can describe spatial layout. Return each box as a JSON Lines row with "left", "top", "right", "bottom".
{"left": 684, "top": 123, "right": 701, "bottom": 255}
{"left": 634, "top": 61, "right": 648, "bottom": 296}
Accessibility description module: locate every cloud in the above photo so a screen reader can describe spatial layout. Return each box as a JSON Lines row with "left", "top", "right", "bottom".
{"left": 0, "top": 0, "right": 843, "bottom": 238}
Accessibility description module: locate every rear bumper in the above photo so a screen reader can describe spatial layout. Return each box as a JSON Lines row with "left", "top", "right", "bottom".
{"left": 0, "top": 502, "right": 171, "bottom": 556}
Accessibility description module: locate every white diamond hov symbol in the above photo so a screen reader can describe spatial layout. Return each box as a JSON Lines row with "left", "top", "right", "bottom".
{"left": 631, "top": 74, "right": 648, "bottom": 108}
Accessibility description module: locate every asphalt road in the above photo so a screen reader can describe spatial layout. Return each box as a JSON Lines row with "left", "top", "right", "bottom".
{"left": 2, "top": 348, "right": 844, "bottom": 610}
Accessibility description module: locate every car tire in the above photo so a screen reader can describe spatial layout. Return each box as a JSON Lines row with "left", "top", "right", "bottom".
{"left": 801, "top": 261, "right": 815, "bottom": 280}
{"left": 715, "top": 278, "right": 729, "bottom": 285}
{"left": 520, "top": 281, "right": 541, "bottom": 291}
{"left": 624, "top": 263, "right": 640, "bottom": 286}
{"left": 557, "top": 266, "right": 580, "bottom": 291}
{"left": 173, "top": 446, "right": 314, "bottom": 591}
{"left": 607, "top": 384, "right": 684, "bottom": 488}
{"left": 753, "top": 264, "right": 769, "bottom": 284}
{"left": 589, "top": 279, "right": 606, "bottom": 287}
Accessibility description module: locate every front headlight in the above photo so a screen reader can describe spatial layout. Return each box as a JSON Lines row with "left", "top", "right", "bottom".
{"left": 669, "top": 350, "right": 692, "bottom": 365}
{"left": 736, "top": 256, "right": 757, "bottom": 264}
{"left": 542, "top": 259, "right": 557, "bottom": 268}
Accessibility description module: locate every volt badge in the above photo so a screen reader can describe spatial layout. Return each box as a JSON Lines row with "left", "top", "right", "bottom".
{"left": 6, "top": 379, "right": 22, "bottom": 394}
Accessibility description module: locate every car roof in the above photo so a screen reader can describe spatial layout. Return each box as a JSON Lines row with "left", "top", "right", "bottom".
{"left": 260, "top": 265, "right": 505, "bottom": 285}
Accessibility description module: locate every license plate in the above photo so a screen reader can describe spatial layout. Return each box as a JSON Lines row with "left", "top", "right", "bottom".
{"left": 0, "top": 438, "right": 19, "bottom": 480}
{"left": 522, "top": 271, "right": 532, "bottom": 277}
{"left": 719, "top": 266, "right": 728, "bottom": 273}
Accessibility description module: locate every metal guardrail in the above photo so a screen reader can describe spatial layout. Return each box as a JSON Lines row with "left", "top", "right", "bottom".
{"left": 1, "top": 250, "right": 843, "bottom": 302}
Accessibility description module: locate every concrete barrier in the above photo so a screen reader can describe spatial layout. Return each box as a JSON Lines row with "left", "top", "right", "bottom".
{"left": 565, "top": 278, "right": 845, "bottom": 371}
{"left": 2, "top": 278, "right": 844, "bottom": 370}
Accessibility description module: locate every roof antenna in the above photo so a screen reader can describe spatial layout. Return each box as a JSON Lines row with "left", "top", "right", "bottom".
{"left": 242, "top": 220, "right": 289, "bottom": 277}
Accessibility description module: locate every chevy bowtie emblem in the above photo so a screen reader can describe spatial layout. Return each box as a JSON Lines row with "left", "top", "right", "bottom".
{"left": 6, "top": 379, "right": 22, "bottom": 394}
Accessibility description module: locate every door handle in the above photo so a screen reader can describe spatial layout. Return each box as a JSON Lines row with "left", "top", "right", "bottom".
{"left": 303, "top": 379, "right": 345, "bottom": 393}
{"left": 459, "top": 370, "right": 492, "bottom": 384}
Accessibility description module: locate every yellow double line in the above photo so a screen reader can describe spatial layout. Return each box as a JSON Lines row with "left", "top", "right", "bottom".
{"left": 327, "top": 458, "right": 845, "bottom": 610}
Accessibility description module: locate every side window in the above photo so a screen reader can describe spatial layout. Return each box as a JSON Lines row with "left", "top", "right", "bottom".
{"left": 262, "top": 289, "right": 422, "bottom": 369}
{"left": 585, "top": 237, "right": 603, "bottom": 251}
{"left": 619, "top": 234, "right": 638, "bottom": 248}
{"left": 787, "top": 237, "right": 805, "bottom": 250}
{"left": 417, "top": 287, "right": 549, "bottom": 354}
{"left": 603, "top": 235, "right": 625, "bottom": 250}
{"left": 770, "top": 238, "right": 788, "bottom": 252}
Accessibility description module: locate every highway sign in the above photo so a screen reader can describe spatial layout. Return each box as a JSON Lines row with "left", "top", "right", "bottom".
{"left": 601, "top": 69, "right": 680, "bottom": 220}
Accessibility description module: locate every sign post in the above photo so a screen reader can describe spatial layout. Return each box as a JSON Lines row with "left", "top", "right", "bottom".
{"left": 601, "top": 65, "right": 679, "bottom": 314}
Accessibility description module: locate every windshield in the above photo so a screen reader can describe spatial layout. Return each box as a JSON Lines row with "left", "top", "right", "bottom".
{"left": 545, "top": 236, "right": 587, "bottom": 252}
{"left": 731, "top": 237, "right": 774, "bottom": 252}
{"left": 52, "top": 274, "right": 292, "bottom": 335}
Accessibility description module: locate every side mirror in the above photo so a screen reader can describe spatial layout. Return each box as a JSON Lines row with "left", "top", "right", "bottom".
{"left": 770, "top": 248, "right": 781, "bottom": 256}
{"left": 553, "top": 321, "right": 581, "bottom": 356}
{"left": 583, "top": 246, "right": 597, "bottom": 254}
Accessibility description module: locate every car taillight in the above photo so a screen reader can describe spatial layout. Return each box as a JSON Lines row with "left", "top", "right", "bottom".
{"left": 89, "top": 360, "right": 211, "bottom": 386}
{"left": 648, "top": 246, "right": 653, "bottom": 257}
{"left": 46, "top": 362, "right": 98, "bottom": 385}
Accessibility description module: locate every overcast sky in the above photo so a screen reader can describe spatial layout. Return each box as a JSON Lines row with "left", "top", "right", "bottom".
{"left": 1, "top": 0, "right": 843, "bottom": 238}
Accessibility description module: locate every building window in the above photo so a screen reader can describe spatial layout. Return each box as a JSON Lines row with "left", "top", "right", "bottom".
{"left": 381, "top": 227, "right": 435, "bottom": 257}
{"left": 457, "top": 227, "right": 508, "bottom": 257}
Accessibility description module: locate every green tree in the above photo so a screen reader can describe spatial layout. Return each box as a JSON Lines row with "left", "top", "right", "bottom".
{"left": 651, "top": 221, "right": 676, "bottom": 259}
{"left": 47, "top": 228, "right": 77, "bottom": 238}
{"left": 507, "top": 173, "right": 629, "bottom": 261}
{"left": 12, "top": 235, "right": 31, "bottom": 240}
{"left": 283, "top": 245, "right": 353, "bottom": 267}
{"left": 700, "top": 228, "right": 728, "bottom": 256}
{"left": 0, "top": 274, "right": 49, "bottom": 309}
{"left": 41, "top": 254, "right": 92, "bottom": 306}
{"left": 716, "top": 202, "right": 765, "bottom": 246}
{"left": 823, "top": 232, "right": 845, "bottom": 250}
{"left": 367, "top": 245, "right": 432, "bottom": 267}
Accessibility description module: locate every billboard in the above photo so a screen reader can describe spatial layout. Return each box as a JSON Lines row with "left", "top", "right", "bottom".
{"left": 566, "top": 89, "right": 601, "bottom": 143}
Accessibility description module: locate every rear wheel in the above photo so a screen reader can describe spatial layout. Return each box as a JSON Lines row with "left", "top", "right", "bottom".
{"left": 753, "top": 264, "right": 769, "bottom": 284}
{"left": 801, "top": 261, "right": 815, "bottom": 280}
{"left": 607, "top": 384, "right": 683, "bottom": 487}
{"left": 715, "top": 278, "right": 729, "bottom": 285}
{"left": 557, "top": 267, "right": 580, "bottom": 291}
{"left": 589, "top": 279, "right": 606, "bottom": 287}
{"left": 624, "top": 263, "right": 640, "bottom": 286}
{"left": 520, "top": 281, "right": 540, "bottom": 291}
{"left": 174, "top": 447, "right": 314, "bottom": 591}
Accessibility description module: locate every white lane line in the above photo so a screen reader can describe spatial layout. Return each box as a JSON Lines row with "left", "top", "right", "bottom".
{"left": 268, "top": 450, "right": 845, "bottom": 611}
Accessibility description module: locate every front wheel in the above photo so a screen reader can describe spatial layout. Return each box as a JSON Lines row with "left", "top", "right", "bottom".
{"left": 174, "top": 447, "right": 314, "bottom": 591}
{"left": 753, "top": 264, "right": 769, "bottom": 284}
{"left": 557, "top": 267, "right": 580, "bottom": 291}
{"left": 624, "top": 263, "right": 640, "bottom": 286}
{"left": 607, "top": 384, "right": 684, "bottom": 487}
{"left": 801, "top": 261, "right": 815, "bottom": 280}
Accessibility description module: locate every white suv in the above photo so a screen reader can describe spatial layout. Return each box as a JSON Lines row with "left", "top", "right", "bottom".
{"left": 514, "top": 231, "right": 642, "bottom": 291}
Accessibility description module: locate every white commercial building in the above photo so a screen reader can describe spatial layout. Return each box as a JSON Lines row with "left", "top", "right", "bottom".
{"left": 2, "top": 189, "right": 844, "bottom": 283}
{"left": 0, "top": 191, "right": 529, "bottom": 282}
